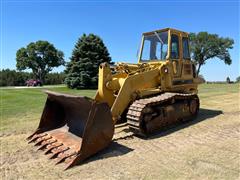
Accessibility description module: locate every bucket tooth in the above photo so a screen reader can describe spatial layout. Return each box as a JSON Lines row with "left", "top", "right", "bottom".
{"left": 64, "top": 154, "right": 77, "bottom": 164}
{"left": 65, "top": 158, "right": 77, "bottom": 170}
{"left": 28, "top": 135, "right": 37, "bottom": 143}
{"left": 49, "top": 146, "right": 70, "bottom": 159}
{"left": 55, "top": 151, "right": 77, "bottom": 165}
{"left": 45, "top": 143, "right": 63, "bottom": 155}
{"left": 37, "top": 139, "right": 57, "bottom": 150}
{"left": 56, "top": 149, "right": 71, "bottom": 160}
{"left": 35, "top": 135, "right": 51, "bottom": 144}
{"left": 27, "top": 133, "right": 36, "bottom": 140}
{"left": 34, "top": 135, "right": 52, "bottom": 146}
{"left": 28, "top": 133, "right": 47, "bottom": 144}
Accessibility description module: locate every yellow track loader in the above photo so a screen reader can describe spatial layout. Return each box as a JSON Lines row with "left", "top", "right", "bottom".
{"left": 28, "top": 28, "right": 203, "bottom": 169}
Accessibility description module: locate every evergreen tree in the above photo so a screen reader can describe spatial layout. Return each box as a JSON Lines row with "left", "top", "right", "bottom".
{"left": 226, "top": 77, "right": 231, "bottom": 84}
{"left": 65, "top": 34, "right": 112, "bottom": 89}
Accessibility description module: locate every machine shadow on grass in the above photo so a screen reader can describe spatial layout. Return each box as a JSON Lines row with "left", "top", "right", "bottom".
{"left": 82, "top": 141, "right": 134, "bottom": 165}
{"left": 77, "top": 108, "right": 222, "bottom": 166}
{"left": 146, "top": 108, "right": 223, "bottom": 140}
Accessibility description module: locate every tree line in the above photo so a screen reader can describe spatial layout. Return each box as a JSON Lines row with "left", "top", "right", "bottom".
{"left": 0, "top": 69, "right": 65, "bottom": 86}
{"left": 8, "top": 31, "right": 236, "bottom": 88}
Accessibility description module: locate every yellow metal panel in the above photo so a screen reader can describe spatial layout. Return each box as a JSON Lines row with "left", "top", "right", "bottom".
{"left": 110, "top": 68, "right": 160, "bottom": 123}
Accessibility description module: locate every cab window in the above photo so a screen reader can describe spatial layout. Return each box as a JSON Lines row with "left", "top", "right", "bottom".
{"left": 171, "top": 34, "right": 179, "bottom": 59}
{"left": 182, "top": 37, "right": 190, "bottom": 59}
{"left": 140, "top": 31, "right": 168, "bottom": 61}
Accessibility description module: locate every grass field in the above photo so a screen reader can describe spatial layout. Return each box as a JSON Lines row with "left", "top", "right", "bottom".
{"left": 0, "top": 86, "right": 96, "bottom": 133}
{"left": 0, "top": 84, "right": 239, "bottom": 179}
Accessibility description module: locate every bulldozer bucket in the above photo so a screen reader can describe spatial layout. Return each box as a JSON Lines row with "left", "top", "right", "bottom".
{"left": 27, "top": 90, "right": 114, "bottom": 169}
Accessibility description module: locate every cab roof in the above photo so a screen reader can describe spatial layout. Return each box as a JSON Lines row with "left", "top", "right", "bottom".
{"left": 143, "top": 28, "right": 189, "bottom": 36}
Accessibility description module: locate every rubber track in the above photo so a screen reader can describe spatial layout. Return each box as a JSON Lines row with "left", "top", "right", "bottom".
{"left": 126, "top": 92, "right": 197, "bottom": 136}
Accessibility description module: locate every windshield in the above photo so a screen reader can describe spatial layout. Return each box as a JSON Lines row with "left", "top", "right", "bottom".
{"left": 140, "top": 31, "right": 168, "bottom": 61}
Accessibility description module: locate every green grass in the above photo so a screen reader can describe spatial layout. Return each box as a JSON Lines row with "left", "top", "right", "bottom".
{"left": 0, "top": 86, "right": 96, "bottom": 133}
{"left": 0, "top": 84, "right": 239, "bottom": 133}
{"left": 198, "top": 83, "right": 239, "bottom": 98}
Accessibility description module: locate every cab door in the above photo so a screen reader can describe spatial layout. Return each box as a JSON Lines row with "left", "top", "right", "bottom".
{"left": 170, "top": 32, "right": 182, "bottom": 78}
{"left": 181, "top": 35, "right": 193, "bottom": 79}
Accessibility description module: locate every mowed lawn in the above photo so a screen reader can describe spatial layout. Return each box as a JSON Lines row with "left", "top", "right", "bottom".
{"left": 0, "top": 83, "right": 238, "bottom": 134}
{"left": 0, "top": 86, "right": 96, "bottom": 133}
{"left": 0, "top": 83, "right": 239, "bottom": 179}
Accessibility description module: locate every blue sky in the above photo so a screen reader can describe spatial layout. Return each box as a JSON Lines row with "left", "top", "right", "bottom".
{"left": 1, "top": 0, "right": 239, "bottom": 81}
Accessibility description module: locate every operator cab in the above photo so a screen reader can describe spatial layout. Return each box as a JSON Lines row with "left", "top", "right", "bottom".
{"left": 139, "top": 28, "right": 191, "bottom": 62}
{"left": 139, "top": 28, "right": 193, "bottom": 79}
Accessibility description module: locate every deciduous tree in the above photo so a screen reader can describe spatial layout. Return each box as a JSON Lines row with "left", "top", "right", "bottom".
{"left": 16, "top": 41, "right": 65, "bottom": 83}
{"left": 189, "top": 32, "right": 234, "bottom": 76}
{"left": 236, "top": 76, "right": 240, "bottom": 83}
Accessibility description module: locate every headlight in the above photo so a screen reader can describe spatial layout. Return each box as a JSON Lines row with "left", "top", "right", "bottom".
{"left": 164, "top": 68, "right": 168, "bottom": 73}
